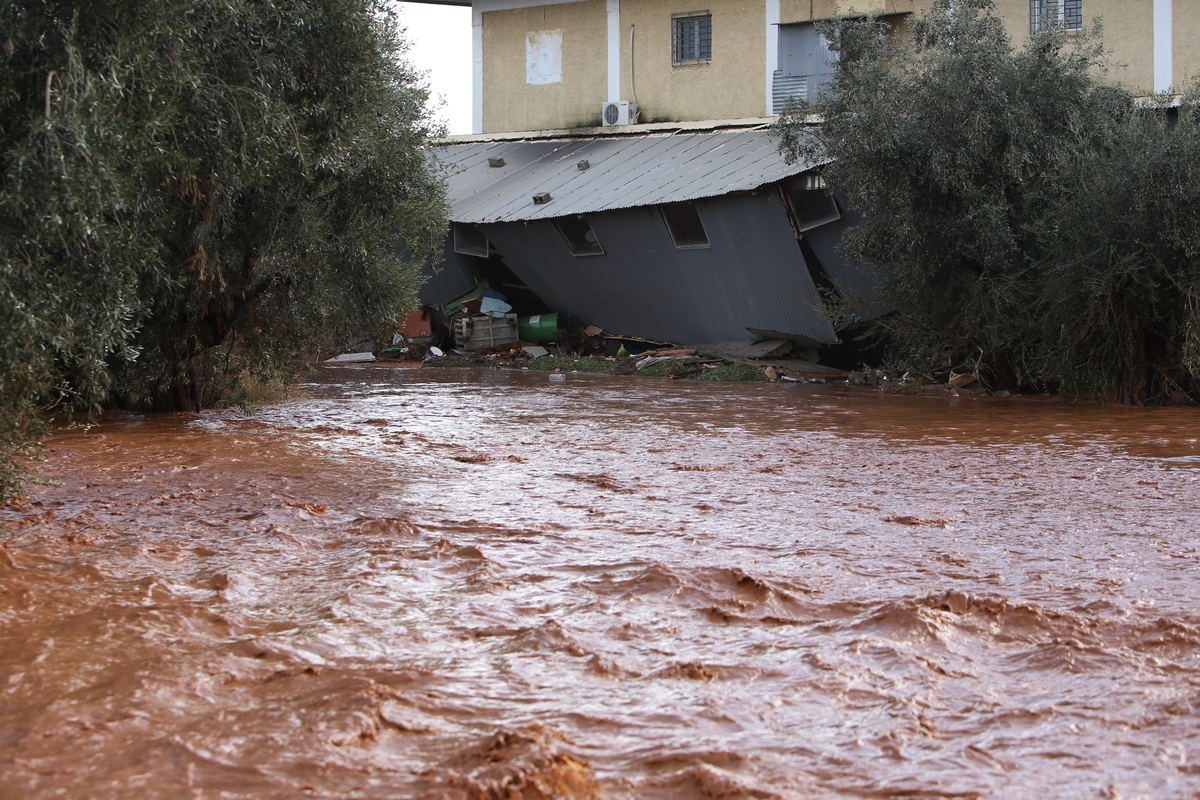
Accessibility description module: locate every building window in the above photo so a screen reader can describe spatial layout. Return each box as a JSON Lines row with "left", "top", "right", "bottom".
{"left": 672, "top": 12, "right": 711, "bottom": 66}
{"left": 775, "top": 22, "right": 838, "bottom": 109}
{"left": 660, "top": 202, "right": 710, "bottom": 249}
{"left": 453, "top": 223, "right": 489, "bottom": 257}
{"left": 782, "top": 174, "right": 842, "bottom": 232}
{"left": 555, "top": 215, "right": 605, "bottom": 256}
{"left": 1030, "top": 0, "right": 1081, "bottom": 34}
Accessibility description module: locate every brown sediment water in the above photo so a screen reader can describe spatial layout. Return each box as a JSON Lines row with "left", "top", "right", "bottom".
{"left": 2, "top": 364, "right": 1199, "bottom": 799}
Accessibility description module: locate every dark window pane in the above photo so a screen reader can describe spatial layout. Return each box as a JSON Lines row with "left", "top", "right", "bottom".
{"left": 783, "top": 177, "right": 842, "bottom": 231}
{"left": 660, "top": 202, "right": 710, "bottom": 249}
{"left": 555, "top": 216, "right": 605, "bottom": 256}
{"left": 453, "top": 223, "right": 489, "bottom": 257}
{"left": 1064, "top": 0, "right": 1082, "bottom": 29}
{"left": 1031, "top": 0, "right": 1082, "bottom": 33}
{"left": 672, "top": 13, "right": 711, "bottom": 65}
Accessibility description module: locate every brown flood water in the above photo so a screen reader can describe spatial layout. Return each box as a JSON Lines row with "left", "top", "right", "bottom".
{"left": 2, "top": 365, "right": 1200, "bottom": 799}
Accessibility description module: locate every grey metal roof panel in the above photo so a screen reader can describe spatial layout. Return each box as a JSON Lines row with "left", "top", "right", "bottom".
{"left": 434, "top": 128, "right": 827, "bottom": 224}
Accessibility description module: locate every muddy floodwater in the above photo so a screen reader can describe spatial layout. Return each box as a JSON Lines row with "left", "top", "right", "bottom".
{"left": 3, "top": 365, "right": 1200, "bottom": 799}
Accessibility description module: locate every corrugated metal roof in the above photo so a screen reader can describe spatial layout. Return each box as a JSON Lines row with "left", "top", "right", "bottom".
{"left": 434, "top": 128, "right": 827, "bottom": 224}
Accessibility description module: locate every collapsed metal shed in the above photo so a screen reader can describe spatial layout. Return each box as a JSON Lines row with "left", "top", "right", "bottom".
{"left": 428, "top": 124, "right": 873, "bottom": 345}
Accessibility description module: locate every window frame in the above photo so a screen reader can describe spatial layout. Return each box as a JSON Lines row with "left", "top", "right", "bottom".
{"left": 1030, "top": 0, "right": 1081, "bottom": 34}
{"left": 660, "top": 202, "right": 711, "bottom": 250}
{"left": 555, "top": 215, "right": 605, "bottom": 257}
{"left": 453, "top": 223, "right": 490, "bottom": 258}
{"left": 672, "top": 11, "right": 712, "bottom": 66}
{"left": 782, "top": 174, "right": 842, "bottom": 233}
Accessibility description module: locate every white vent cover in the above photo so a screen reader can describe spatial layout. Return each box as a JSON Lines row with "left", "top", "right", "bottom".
{"left": 601, "top": 100, "right": 638, "bottom": 127}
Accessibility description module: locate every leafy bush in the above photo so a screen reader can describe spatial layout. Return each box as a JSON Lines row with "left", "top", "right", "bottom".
{"left": 774, "top": 0, "right": 1200, "bottom": 403}
{"left": 0, "top": 0, "right": 447, "bottom": 497}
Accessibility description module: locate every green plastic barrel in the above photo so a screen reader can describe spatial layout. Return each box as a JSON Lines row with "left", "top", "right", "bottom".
{"left": 518, "top": 313, "right": 558, "bottom": 343}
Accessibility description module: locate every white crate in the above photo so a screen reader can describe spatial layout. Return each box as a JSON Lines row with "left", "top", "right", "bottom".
{"left": 453, "top": 313, "right": 519, "bottom": 350}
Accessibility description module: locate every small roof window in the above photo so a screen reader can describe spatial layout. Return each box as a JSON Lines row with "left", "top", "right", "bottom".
{"left": 453, "top": 223, "right": 489, "bottom": 257}
{"left": 673, "top": 12, "right": 712, "bottom": 66}
{"left": 660, "top": 202, "right": 711, "bottom": 249}
{"left": 783, "top": 177, "right": 842, "bottom": 231}
{"left": 555, "top": 215, "right": 605, "bottom": 256}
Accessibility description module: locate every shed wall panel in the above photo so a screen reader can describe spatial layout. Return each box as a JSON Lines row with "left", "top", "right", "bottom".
{"left": 418, "top": 232, "right": 483, "bottom": 306}
{"left": 480, "top": 193, "right": 837, "bottom": 344}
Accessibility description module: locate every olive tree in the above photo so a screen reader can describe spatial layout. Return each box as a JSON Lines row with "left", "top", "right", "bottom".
{"left": 0, "top": 0, "right": 447, "bottom": 497}
{"left": 774, "top": 0, "right": 1199, "bottom": 402}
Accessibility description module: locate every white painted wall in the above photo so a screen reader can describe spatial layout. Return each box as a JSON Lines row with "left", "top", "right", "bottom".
{"left": 766, "top": 0, "right": 779, "bottom": 115}
{"left": 607, "top": 0, "right": 621, "bottom": 102}
{"left": 1154, "top": 0, "right": 1173, "bottom": 93}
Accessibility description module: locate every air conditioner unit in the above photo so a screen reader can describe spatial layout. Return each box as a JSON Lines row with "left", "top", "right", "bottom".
{"left": 601, "top": 100, "right": 638, "bottom": 127}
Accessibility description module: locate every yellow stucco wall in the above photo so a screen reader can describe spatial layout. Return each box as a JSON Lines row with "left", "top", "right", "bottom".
{"left": 779, "top": 0, "right": 916, "bottom": 22}
{"left": 1000, "top": 0, "right": 1200, "bottom": 94}
{"left": 481, "top": 0, "right": 1186, "bottom": 133}
{"left": 999, "top": 1, "right": 1153, "bottom": 95}
{"left": 481, "top": 0, "right": 609, "bottom": 133}
{"left": 779, "top": 0, "right": 1163, "bottom": 96}
{"left": 618, "top": 0, "right": 766, "bottom": 123}
{"left": 1176, "top": 0, "right": 1200, "bottom": 90}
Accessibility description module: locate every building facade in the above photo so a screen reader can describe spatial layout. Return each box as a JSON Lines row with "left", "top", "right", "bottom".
{"left": 465, "top": 0, "right": 1195, "bottom": 134}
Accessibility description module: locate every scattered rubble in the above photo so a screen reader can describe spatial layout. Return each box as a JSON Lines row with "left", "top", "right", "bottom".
{"left": 454, "top": 313, "right": 520, "bottom": 350}
{"left": 325, "top": 352, "right": 376, "bottom": 363}
{"left": 321, "top": 297, "right": 1022, "bottom": 397}
{"left": 948, "top": 371, "right": 978, "bottom": 389}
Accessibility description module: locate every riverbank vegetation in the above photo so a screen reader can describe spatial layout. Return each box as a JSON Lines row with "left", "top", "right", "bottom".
{"left": 0, "top": 0, "right": 447, "bottom": 498}
{"left": 773, "top": 0, "right": 1200, "bottom": 406}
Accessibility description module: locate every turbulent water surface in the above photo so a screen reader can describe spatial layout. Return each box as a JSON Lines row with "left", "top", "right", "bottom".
{"left": 2, "top": 364, "right": 1199, "bottom": 799}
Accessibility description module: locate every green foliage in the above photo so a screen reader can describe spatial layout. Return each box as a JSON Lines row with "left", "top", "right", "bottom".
{"left": 773, "top": 0, "right": 1200, "bottom": 403}
{"left": 0, "top": 0, "right": 447, "bottom": 497}
{"left": 1036, "top": 86, "right": 1200, "bottom": 401}
{"left": 522, "top": 356, "right": 621, "bottom": 374}
{"left": 696, "top": 363, "right": 769, "bottom": 382}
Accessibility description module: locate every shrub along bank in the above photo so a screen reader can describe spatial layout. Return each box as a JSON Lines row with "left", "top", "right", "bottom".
{"left": 773, "top": 0, "right": 1200, "bottom": 405}
{"left": 0, "top": 0, "right": 448, "bottom": 499}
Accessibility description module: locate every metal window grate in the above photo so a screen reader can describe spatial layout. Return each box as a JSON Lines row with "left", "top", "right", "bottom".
{"left": 672, "top": 12, "right": 711, "bottom": 66}
{"left": 1030, "top": 0, "right": 1082, "bottom": 33}
{"left": 1064, "top": 0, "right": 1082, "bottom": 29}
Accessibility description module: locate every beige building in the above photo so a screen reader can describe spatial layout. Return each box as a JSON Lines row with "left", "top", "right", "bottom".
{"left": 454, "top": 0, "right": 1196, "bottom": 133}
